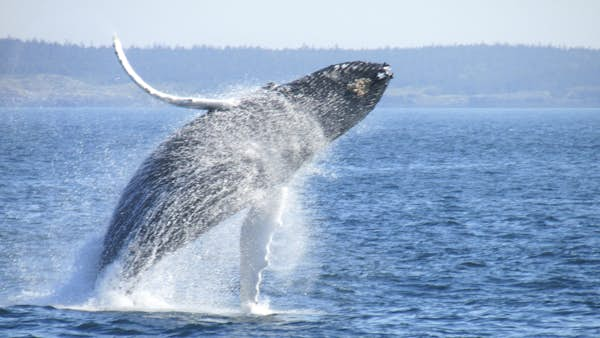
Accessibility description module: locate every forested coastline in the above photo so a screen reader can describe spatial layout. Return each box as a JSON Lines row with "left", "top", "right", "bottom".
{"left": 1, "top": 38, "right": 599, "bottom": 107}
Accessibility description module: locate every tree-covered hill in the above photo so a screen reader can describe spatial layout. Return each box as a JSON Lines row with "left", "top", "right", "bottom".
{"left": 1, "top": 38, "right": 599, "bottom": 107}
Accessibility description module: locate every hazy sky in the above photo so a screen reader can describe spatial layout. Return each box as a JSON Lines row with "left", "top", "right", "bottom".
{"left": 1, "top": 0, "right": 599, "bottom": 49}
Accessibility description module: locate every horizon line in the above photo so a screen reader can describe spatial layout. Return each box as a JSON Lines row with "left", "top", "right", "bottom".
{"left": 2, "top": 36, "right": 600, "bottom": 52}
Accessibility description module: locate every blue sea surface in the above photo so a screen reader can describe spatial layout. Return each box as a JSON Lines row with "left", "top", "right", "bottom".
{"left": 1, "top": 107, "right": 599, "bottom": 337}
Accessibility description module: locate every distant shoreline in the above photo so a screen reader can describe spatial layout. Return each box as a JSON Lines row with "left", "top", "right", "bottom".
{"left": 2, "top": 38, "right": 599, "bottom": 108}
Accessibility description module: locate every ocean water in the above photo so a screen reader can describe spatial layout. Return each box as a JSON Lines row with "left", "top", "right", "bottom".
{"left": 1, "top": 106, "right": 599, "bottom": 337}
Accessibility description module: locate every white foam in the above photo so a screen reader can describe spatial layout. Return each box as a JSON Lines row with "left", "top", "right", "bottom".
{"left": 43, "top": 176, "right": 313, "bottom": 316}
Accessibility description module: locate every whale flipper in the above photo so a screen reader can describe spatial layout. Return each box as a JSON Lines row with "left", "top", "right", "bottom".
{"left": 239, "top": 188, "right": 287, "bottom": 309}
{"left": 113, "top": 35, "right": 237, "bottom": 111}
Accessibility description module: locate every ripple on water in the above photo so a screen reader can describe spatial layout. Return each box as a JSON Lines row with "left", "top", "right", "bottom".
{"left": 1, "top": 108, "right": 600, "bottom": 336}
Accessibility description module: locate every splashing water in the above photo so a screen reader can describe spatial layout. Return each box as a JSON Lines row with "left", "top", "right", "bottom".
{"left": 46, "top": 173, "right": 313, "bottom": 315}
{"left": 240, "top": 186, "right": 289, "bottom": 314}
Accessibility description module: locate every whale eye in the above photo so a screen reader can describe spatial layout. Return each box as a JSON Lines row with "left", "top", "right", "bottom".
{"left": 347, "top": 77, "right": 372, "bottom": 97}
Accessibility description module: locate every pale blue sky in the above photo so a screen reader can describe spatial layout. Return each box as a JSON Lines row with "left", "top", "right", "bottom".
{"left": 1, "top": 0, "right": 599, "bottom": 49}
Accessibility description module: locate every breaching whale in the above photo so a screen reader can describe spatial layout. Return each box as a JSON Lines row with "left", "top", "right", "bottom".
{"left": 99, "top": 36, "right": 392, "bottom": 307}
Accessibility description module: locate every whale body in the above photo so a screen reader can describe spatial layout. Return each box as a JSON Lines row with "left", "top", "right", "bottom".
{"left": 99, "top": 37, "right": 393, "bottom": 303}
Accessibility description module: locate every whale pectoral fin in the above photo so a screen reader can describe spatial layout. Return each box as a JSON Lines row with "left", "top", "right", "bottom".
{"left": 113, "top": 35, "right": 237, "bottom": 111}
{"left": 239, "top": 189, "right": 285, "bottom": 309}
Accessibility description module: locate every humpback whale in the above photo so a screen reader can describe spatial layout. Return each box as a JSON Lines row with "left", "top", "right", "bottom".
{"left": 100, "top": 36, "right": 392, "bottom": 307}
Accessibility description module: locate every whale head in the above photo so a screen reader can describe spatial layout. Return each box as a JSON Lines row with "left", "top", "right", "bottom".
{"left": 278, "top": 61, "right": 393, "bottom": 140}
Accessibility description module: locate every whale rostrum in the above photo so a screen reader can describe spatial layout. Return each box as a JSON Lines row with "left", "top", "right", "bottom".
{"left": 101, "top": 36, "right": 393, "bottom": 307}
